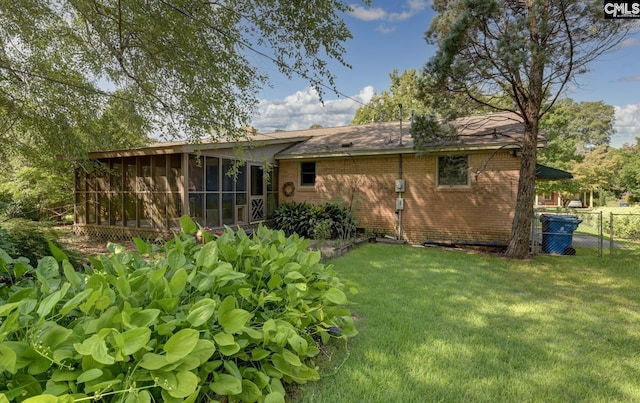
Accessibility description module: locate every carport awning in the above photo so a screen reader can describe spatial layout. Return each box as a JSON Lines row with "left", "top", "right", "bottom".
{"left": 536, "top": 164, "right": 573, "bottom": 181}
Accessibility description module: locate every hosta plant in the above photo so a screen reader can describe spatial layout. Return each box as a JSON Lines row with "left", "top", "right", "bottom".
{"left": 0, "top": 216, "right": 357, "bottom": 402}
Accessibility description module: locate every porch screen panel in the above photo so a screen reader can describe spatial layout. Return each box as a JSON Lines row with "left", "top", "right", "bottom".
{"left": 110, "top": 192, "right": 123, "bottom": 226}
{"left": 168, "top": 154, "right": 182, "bottom": 192}
{"left": 206, "top": 157, "right": 219, "bottom": 191}
{"left": 189, "top": 155, "right": 205, "bottom": 225}
{"left": 167, "top": 193, "right": 182, "bottom": 228}
{"left": 125, "top": 193, "right": 136, "bottom": 227}
{"left": 222, "top": 193, "right": 234, "bottom": 225}
{"left": 266, "top": 166, "right": 279, "bottom": 219}
{"left": 206, "top": 193, "right": 220, "bottom": 227}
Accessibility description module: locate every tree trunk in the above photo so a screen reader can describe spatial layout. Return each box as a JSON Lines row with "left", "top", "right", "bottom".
{"left": 505, "top": 126, "right": 538, "bottom": 259}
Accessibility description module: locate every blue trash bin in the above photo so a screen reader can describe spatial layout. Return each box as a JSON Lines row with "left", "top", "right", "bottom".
{"left": 540, "top": 215, "right": 582, "bottom": 255}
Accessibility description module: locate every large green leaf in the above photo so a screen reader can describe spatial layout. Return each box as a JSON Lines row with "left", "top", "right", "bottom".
{"left": 140, "top": 353, "right": 169, "bottom": 370}
{"left": 116, "top": 275, "right": 132, "bottom": 298}
{"left": 0, "top": 345, "right": 17, "bottom": 374}
{"left": 38, "top": 324, "right": 73, "bottom": 350}
{"left": 121, "top": 327, "right": 151, "bottom": 355}
{"left": 164, "top": 329, "right": 199, "bottom": 363}
{"left": 35, "top": 256, "right": 59, "bottom": 292}
{"left": 210, "top": 373, "right": 242, "bottom": 396}
{"left": 179, "top": 215, "right": 197, "bottom": 235}
{"left": 77, "top": 368, "right": 103, "bottom": 383}
{"left": 37, "top": 283, "right": 70, "bottom": 318}
{"left": 168, "top": 370, "right": 199, "bottom": 398}
{"left": 151, "top": 369, "right": 178, "bottom": 391}
{"left": 47, "top": 240, "right": 68, "bottom": 263}
{"left": 264, "top": 391, "right": 286, "bottom": 403}
{"left": 323, "top": 288, "right": 348, "bottom": 305}
{"left": 187, "top": 298, "right": 216, "bottom": 327}
{"left": 133, "top": 237, "right": 151, "bottom": 255}
{"left": 129, "top": 309, "right": 161, "bottom": 328}
{"left": 239, "top": 379, "right": 262, "bottom": 402}
{"left": 219, "top": 309, "right": 253, "bottom": 334}
{"left": 0, "top": 301, "right": 24, "bottom": 317}
{"left": 168, "top": 250, "right": 187, "bottom": 271}
{"left": 188, "top": 340, "right": 216, "bottom": 365}
{"left": 62, "top": 260, "right": 82, "bottom": 289}
{"left": 213, "top": 332, "right": 240, "bottom": 356}
{"left": 73, "top": 335, "right": 115, "bottom": 365}
{"left": 169, "top": 267, "right": 188, "bottom": 296}
{"left": 196, "top": 240, "right": 218, "bottom": 269}
{"left": 217, "top": 295, "right": 236, "bottom": 319}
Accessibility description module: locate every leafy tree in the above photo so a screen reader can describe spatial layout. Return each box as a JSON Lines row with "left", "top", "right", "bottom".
{"left": 538, "top": 99, "right": 615, "bottom": 169}
{"left": 352, "top": 69, "right": 432, "bottom": 124}
{"left": 615, "top": 141, "right": 640, "bottom": 202}
{"left": 536, "top": 98, "right": 616, "bottom": 204}
{"left": 420, "top": 0, "right": 630, "bottom": 258}
{"left": 352, "top": 68, "right": 486, "bottom": 125}
{"left": 1, "top": 0, "right": 363, "bottom": 219}
{"left": 0, "top": 0, "right": 362, "bottom": 150}
{"left": 571, "top": 145, "right": 623, "bottom": 205}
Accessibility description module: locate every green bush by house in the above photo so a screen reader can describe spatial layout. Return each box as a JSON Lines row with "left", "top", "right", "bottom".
{"left": 0, "top": 216, "right": 357, "bottom": 402}
{"left": 272, "top": 202, "right": 357, "bottom": 240}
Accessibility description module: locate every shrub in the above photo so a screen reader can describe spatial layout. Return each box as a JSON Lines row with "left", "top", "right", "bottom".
{"left": 0, "top": 219, "right": 60, "bottom": 265}
{"left": 0, "top": 215, "right": 357, "bottom": 402}
{"left": 273, "top": 202, "right": 357, "bottom": 240}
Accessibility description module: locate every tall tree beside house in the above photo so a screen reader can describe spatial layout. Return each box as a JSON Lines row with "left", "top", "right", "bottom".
{"left": 419, "top": 0, "right": 630, "bottom": 258}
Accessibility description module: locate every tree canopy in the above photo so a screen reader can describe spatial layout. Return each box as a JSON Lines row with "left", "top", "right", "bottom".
{"left": 0, "top": 0, "right": 361, "bottom": 160}
{"left": 0, "top": 0, "right": 364, "bottom": 220}
{"left": 351, "top": 69, "right": 431, "bottom": 124}
{"left": 538, "top": 99, "right": 615, "bottom": 169}
{"left": 421, "top": 0, "right": 630, "bottom": 258}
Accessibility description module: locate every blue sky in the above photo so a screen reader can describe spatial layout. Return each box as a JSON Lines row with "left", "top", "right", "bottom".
{"left": 250, "top": 0, "right": 640, "bottom": 148}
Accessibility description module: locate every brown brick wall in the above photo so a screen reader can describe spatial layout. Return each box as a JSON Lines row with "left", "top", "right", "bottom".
{"left": 277, "top": 151, "right": 520, "bottom": 244}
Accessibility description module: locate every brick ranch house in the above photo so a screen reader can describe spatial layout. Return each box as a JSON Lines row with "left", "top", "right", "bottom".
{"left": 74, "top": 112, "right": 547, "bottom": 245}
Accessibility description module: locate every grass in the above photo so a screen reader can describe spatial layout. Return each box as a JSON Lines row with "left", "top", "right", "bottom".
{"left": 294, "top": 244, "right": 640, "bottom": 403}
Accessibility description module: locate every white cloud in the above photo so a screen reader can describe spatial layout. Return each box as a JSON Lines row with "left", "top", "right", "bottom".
{"left": 612, "top": 104, "right": 640, "bottom": 146}
{"left": 349, "top": 4, "right": 387, "bottom": 21}
{"left": 251, "top": 86, "right": 375, "bottom": 133}
{"left": 350, "top": 0, "right": 428, "bottom": 24}
{"left": 376, "top": 24, "right": 396, "bottom": 34}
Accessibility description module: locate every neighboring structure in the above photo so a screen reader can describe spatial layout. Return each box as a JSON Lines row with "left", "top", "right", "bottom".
{"left": 74, "top": 112, "right": 545, "bottom": 245}
{"left": 534, "top": 164, "right": 575, "bottom": 207}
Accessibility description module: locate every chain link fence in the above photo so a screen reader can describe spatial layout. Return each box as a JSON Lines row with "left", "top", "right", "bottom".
{"left": 531, "top": 209, "right": 640, "bottom": 258}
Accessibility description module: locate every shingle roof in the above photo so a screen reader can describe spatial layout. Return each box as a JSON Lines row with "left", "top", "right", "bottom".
{"left": 88, "top": 112, "right": 544, "bottom": 159}
{"left": 275, "top": 112, "right": 543, "bottom": 159}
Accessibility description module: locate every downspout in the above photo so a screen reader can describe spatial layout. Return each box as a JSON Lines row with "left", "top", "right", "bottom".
{"left": 398, "top": 103, "right": 403, "bottom": 241}
{"left": 398, "top": 155, "right": 404, "bottom": 241}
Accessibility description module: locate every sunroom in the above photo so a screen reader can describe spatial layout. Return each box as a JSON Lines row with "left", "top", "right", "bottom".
{"left": 73, "top": 136, "right": 303, "bottom": 240}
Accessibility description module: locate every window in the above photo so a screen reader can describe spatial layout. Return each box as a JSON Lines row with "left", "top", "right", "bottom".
{"left": 437, "top": 155, "right": 469, "bottom": 187}
{"left": 300, "top": 162, "right": 316, "bottom": 186}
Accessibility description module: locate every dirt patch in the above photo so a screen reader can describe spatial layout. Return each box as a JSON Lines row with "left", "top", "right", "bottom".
{"left": 55, "top": 226, "right": 137, "bottom": 258}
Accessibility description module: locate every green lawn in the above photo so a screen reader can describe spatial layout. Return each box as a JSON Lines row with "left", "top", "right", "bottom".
{"left": 294, "top": 244, "right": 640, "bottom": 402}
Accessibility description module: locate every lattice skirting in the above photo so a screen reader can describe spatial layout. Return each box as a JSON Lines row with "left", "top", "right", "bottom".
{"left": 73, "top": 221, "right": 274, "bottom": 244}
{"left": 73, "top": 224, "right": 175, "bottom": 244}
